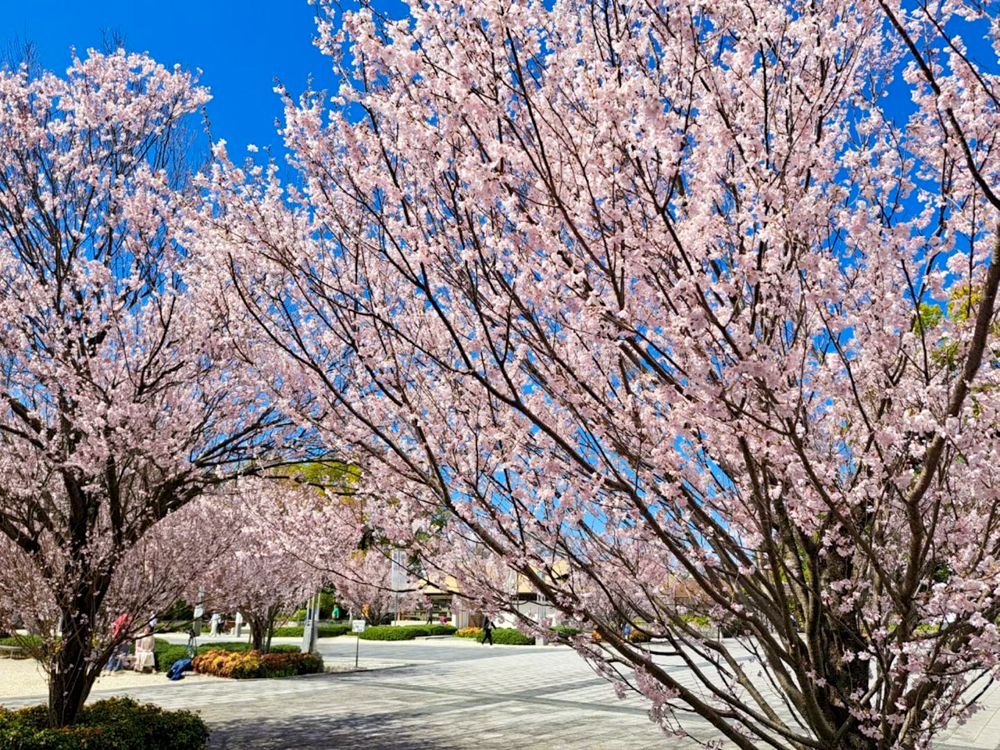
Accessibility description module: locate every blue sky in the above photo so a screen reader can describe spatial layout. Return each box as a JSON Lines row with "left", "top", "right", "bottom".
{"left": 2, "top": 1, "right": 405, "bottom": 156}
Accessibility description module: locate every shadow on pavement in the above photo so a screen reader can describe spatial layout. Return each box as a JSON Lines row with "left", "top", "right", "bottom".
{"left": 208, "top": 712, "right": 452, "bottom": 750}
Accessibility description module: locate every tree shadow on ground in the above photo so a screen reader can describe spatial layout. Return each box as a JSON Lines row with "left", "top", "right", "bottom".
{"left": 208, "top": 711, "right": 452, "bottom": 750}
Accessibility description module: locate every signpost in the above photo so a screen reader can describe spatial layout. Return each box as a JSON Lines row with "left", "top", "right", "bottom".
{"left": 352, "top": 619, "right": 366, "bottom": 668}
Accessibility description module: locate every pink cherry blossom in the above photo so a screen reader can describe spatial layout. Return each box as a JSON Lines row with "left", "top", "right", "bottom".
{"left": 189, "top": 0, "right": 1000, "bottom": 746}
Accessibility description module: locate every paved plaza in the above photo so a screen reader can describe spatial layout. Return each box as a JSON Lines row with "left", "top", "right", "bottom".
{"left": 4, "top": 636, "right": 1000, "bottom": 748}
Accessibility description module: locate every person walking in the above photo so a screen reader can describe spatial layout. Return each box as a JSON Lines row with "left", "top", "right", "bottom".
{"left": 482, "top": 617, "right": 494, "bottom": 647}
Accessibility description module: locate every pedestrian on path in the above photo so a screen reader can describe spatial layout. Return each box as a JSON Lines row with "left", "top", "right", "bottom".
{"left": 482, "top": 617, "right": 494, "bottom": 647}
{"left": 209, "top": 612, "right": 221, "bottom": 637}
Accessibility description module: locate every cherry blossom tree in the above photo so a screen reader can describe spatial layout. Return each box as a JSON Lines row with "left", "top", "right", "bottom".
{"left": 194, "top": 0, "right": 1000, "bottom": 747}
{"left": 329, "top": 547, "right": 421, "bottom": 625}
{"left": 0, "top": 51, "right": 289, "bottom": 727}
{"left": 194, "top": 477, "right": 328, "bottom": 653}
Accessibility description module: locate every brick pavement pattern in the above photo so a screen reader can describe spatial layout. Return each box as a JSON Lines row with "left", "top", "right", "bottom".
{"left": 4, "top": 637, "right": 1000, "bottom": 748}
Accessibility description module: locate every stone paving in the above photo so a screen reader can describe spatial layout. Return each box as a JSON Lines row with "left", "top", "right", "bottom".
{"left": 4, "top": 636, "right": 1000, "bottom": 748}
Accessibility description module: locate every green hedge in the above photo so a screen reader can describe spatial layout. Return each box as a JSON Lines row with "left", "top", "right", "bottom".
{"left": 271, "top": 624, "right": 351, "bottom": 638}
{"left": 191, "top": 650, "right": 323, "bottom": 679}
{"left": 479, "top": 628, "right": 534, "bottom": 645}
{"left": 0, "top": 697, "right": 208, "bottom": 749}
{"left": 0, "top": 636, "right": 43, "bottom": 649}
{"left": 356, "top": 624, "right": 457, "bottom": 640}
{"left": 414, "top": 624, "right": 456, "bottom": 636}
{"left": 357, "top": 626, "right": 417, "bottom": 641}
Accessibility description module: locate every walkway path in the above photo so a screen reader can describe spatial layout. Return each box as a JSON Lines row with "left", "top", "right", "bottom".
{"left": 3, "top": 636, "right": 999, "bottom": 748}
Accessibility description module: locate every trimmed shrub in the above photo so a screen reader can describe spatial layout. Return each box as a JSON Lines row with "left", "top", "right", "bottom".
{"left": 318, "top": 625, "right": 352, "bottom": 638}
{"left": 272, "top": 624, "right": 351, "bottom": 638}
{"left": 357, "top": 626, "right": 418, "bottom": 641}
{"left": 419, "top": 624, "right": 456, "bottom": 636}
{"left": 480, "top": 628, "right": 533, "bottom": 645}
{"left": 153, "top": 640, "right": 190, "bottom": 671}
{"left": 0, "top": 697, "right": 208, "bottom": 749}
{"left": 400, "top": 626, "right": 430, "bottom": 637}
{"left": 454, "top": 627, "right": 482, "bottom": 639}
{"left": 191, "top": 649, "right": 322, "bottom": 679}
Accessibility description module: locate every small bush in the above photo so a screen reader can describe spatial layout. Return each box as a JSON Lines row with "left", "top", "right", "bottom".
{"left": 357, "top": 626, "right": 418, "bottom": 641}
{"left": 480, "top": 628, "right": 533, "bottom": 645}
{"left": 454, "top": 627, "right": 482, "bottom": 639}
{"left": 0, "top": 697, "right": 208, "bottom": 749}
{"left": 191, "top": 649, "right": 322, "bottom": 679}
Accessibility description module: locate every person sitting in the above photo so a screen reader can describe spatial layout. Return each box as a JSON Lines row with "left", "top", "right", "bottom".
{"left": 133, "top": 625, "right": 156, "bottom": 673}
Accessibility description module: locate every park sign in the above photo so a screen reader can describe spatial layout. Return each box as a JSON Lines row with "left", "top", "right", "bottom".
{"left": 352, "top": 619, "right": 366, "bottom": 633}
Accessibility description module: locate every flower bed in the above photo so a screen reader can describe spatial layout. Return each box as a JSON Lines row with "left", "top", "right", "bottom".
{"left": 191, "top": 649, "right": 323, "bottom": 679}
{"left": 153, "top": 639, "right": 299, "bottom": 671}
{"left": 454, "top": 627, "right": 482, "bottom": 639}
{"left": 0, "top": 697, "right": 208, "bottom": 749}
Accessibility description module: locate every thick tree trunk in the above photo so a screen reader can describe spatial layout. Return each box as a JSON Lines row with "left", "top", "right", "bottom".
{"left": 248, "top": 610, "right": 277, "bottom": 655}
{"left": 47, "top": 608, "right": 101, "bottom": 727}
{"left": 250, "top": 620, "right": 266, "bottom": 653}
{"left": 837, "top": 731, "right": 879, "bottom": 750}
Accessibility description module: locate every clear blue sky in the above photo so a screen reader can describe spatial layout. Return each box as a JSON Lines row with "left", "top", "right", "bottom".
{"left": 2, "top": 1, "right": 405, "bottom": 157}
